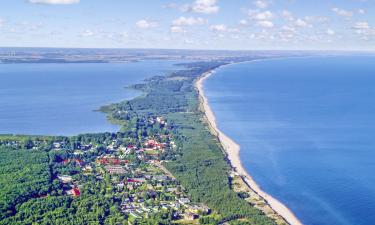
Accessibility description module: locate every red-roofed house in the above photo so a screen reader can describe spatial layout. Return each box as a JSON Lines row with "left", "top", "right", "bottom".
{"left": 72, "top": 188, "right": 80, "bottom": 197}
{"left": 67, "top": 188, "right": 80, "bottom": 197}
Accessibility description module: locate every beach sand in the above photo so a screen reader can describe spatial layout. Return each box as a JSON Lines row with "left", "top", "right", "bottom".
{"left": 196, "top": 70, "right": 303, "bottom": 225}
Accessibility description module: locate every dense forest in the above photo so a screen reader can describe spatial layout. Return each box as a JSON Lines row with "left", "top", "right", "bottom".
{"left": 0, "top": 147, "right": 51, "bottom": 220}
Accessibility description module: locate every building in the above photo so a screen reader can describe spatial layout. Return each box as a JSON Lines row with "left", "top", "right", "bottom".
{"left": 178, "top": 198, "right": 190, "bottom": 205}
{"left": 67, "top": 188, "right": 80, "bottom": 197}
{"left": 58, "top": 175, "right": 72, "bottom": 183}
{"left": 127, "top": 178, "right": 146, "bottom": 183}
{"left": 105, "top": 165, "right": 127, "bottom": 174}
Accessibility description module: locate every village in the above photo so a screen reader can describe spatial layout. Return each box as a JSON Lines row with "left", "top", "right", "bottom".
{"left": 0, "top": 116, "right": 211, "bottom": 224}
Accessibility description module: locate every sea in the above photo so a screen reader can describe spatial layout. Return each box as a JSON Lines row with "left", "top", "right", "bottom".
{"left": 0, "top": 60, "right": 181, "bottom": 136}
{"left": 203, "top": 56, "right": 375, "bottom": 225}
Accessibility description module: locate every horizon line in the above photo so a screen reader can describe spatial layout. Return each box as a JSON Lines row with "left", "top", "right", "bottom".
{"left": 1, "top": 46, "right": 375, "bottom": 53}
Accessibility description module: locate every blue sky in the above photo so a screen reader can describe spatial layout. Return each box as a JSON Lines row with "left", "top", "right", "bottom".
{"left": 0, "top": 0, "right": 374, "bottom": 50}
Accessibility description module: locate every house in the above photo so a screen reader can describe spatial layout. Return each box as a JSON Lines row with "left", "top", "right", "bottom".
{"left": 73, "top": 150, "right": 83, "bottom": 155}
{"left": 96, "top": 158, "right": 129, "bottom": 165}
{"left": 80, "top": 144, "right": 92, "bottom": 151}
{"left": 127, "top": 178, "right": 146, "bottom": 183}
{"left": 72, "top": 188, "right": 80, "bottom": 197}
{"left": 58, "top": 175, "right": 72, "bottom": 183}
{"left": 178, "top": 198, "right": 190, "bottom": 205}
{"left": 122, "top": 198, "right": 132, "bottom": 204}
{"left": 170, "top": 141, "right": 177, "bottom": 149}
{"left": 105, "top": 165, "right": 126, "bottom": 174}
{"left": 153, "top": 175, "right": 168, "bottom": 181}
{"left": 129, "top": 211, "right": 141, "bottom": 218}
{"left": 156, "top": 117, "right": 166, "bottom": 125}
{"left": 144, "top": 140, "right": 165, "bottom": 150}
{"left": 189, "top": 204, "right": 211, "bottom": 214}
{"left": 127, "top": 144, "right": 137, "bottom": 149}
{"left": 117, "top": 182, "right": 125, "bottom": 190}
{"left": 167, "top": 187, "right": 178, "bottom": 193}
{"left": 67, "top": 188, "right": 80, "bottom": 197}
{"left": 63, "top": 159, "right": 84, "bottom": 167}
{"left": 83, "top": 165, "right": 92, "bottom": 172}
{"left": 53, "top": 142, "right": 62, "bottom": 149}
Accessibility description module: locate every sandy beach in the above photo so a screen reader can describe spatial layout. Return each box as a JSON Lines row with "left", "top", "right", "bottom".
{"left": 196, "top": 69, "right": 303, "bottom": 225}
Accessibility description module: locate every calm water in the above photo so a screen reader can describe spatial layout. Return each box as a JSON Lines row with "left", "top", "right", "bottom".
{"left": 0, "top": 61, "right": 180, "bottom": 136}
{"left": 204, "top": 56, "right": 375, "bottom": 225}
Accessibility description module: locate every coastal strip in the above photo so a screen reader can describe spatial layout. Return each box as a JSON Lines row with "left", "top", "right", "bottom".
{"left": 196, "top": 69, "right": 303, "bottom": 225}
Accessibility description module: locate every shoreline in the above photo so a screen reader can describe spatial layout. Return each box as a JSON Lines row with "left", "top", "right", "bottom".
{"left": 195, "top": 64, "right": 303, "bottom": 225}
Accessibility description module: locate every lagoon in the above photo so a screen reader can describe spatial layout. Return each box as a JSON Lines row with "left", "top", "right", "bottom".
{"left": 0, "top": 61, "right": 180, "bottom": 136}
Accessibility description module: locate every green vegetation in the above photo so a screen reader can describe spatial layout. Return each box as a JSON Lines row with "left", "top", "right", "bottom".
{"left": 0, "top": 145, "right": 127, "bottom": 225}
{"left": 1, "top": 180, "right": 128, "bottom": 225}
{"left": 0, "top": 147, "right": 51, "bottom": 220}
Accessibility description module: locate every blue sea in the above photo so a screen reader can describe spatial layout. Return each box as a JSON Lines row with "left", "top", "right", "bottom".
{"left": 0, "top": 61, "right": 180, "bottom": 136}
{"left": 204, "top": 56, "right": 375, "bottom": 225}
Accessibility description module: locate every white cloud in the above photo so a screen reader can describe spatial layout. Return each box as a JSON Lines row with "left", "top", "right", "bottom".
{"left": 0, "top": 19, "right": 4, "bottom": 28}
{"left": 251, "top": 11, "right": 273, "bottom": 20}
{"left": 191, "top": 0, "right": 219, "bottom": 14}
{"left": 352, "top": 21, "right": 370, "bottom": 30}
{"left": 281, "top": 25, "right": 296, "bottom": 33}
{"left": 257, "top": 20, "right": 274, "bottom": 28}
{"left": 295, "top": 19, "right": 308, "bottom": 27}
{"left": 254, "top": 0, "right": 268, "bottom": 9}
{"left": 326, "top": 29, "right": 335, "bottom": 35}
{"left": 28, "top": 0, "right": 80, "bottom": 4}
{"left": 351, "top": 22, "right": 374, "bottom": 39}
{"left": 358, "top": 9, "right": 366, "bottom": 14}
{"left": 304, "top": 16, "right": 329, "bottom": 24}
{"left": 209, "top": 24, "right": 227, "bottom": 32}
{"left": 81, "top": 29, "right": 94, "bottom": 37}
{"left": 277, "top": 30, "right": 295, "bottom": 42}
{"left": 170, "top": 26, "right": 185, "bottom": 33}
{"left": 332, "top": 8, "right": 353, "bottom": 17}
{"left": 172, "top": 17, "right": 206, "bottom": 26}
{"left": 136, "top": 20, "right": 158, "bottom": 29}
{"left": 239, "top": 19, "right": 248, "bottom": 25}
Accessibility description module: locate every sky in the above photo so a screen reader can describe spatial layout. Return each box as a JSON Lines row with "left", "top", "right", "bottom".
{"left": 0, "top": 0, "right": 374, "bottom": 50}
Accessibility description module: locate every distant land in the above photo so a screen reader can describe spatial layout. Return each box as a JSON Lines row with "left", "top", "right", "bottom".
{"left": 0, "top": 47, "right": 369, "bottom": 64}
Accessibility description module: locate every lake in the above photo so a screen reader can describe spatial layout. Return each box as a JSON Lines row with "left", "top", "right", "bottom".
{"left": 204, "top": 56, "right": 375, "bottom": 225}
{"left": 0, "top": 61, "right": 181, "bottom": 136}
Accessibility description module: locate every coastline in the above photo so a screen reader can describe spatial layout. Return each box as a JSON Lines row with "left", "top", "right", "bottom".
{"left": 195, "top": 66, "right": 303, "bottom": 225}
